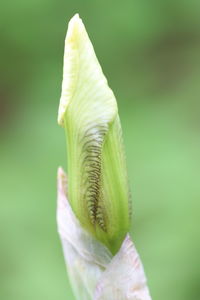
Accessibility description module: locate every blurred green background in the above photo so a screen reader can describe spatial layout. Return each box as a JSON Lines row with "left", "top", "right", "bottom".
{"left": 0, "top": 1, "right": 200, "bottom": 299}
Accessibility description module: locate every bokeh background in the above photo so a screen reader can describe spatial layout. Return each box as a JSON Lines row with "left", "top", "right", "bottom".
{"left": 1, "top": 1, "right": 200, "bottom": 299}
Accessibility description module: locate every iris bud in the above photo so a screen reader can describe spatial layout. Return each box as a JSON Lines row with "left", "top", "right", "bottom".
{"left": 58, "top": 14, "right": 131, "bottom": 254}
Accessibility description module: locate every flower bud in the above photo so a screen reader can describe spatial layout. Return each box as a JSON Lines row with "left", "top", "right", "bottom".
{"left": 58, "top": 14, "right": 131, "bottom": 254}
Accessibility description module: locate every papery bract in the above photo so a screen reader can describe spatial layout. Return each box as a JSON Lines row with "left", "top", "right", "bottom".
{"left": 57, "top": 168, "right": 152, "bottom": 300}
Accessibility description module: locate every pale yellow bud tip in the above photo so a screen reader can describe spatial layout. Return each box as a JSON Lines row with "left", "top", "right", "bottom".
{"left": 58, "top": 13, "right": 87, "bottom": 126}
{"left": 65, "top": 14, "right": 84, "bottom": 43}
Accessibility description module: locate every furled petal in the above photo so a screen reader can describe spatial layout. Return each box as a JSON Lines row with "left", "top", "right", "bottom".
{"left": 58, "top": 14, "right": 131, "bottom": 254}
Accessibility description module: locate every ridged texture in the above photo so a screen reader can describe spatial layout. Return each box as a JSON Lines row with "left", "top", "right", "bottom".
{"left": 58, "top": 14, "right": 130, "bottom": 254}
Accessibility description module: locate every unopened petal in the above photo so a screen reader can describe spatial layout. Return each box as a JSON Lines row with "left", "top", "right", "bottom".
{"left": 57, "top": 14, "right": 130, "bottom": 254}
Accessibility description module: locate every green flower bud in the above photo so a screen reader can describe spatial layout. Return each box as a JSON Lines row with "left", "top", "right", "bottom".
{"left": 58, "top": 14, "right": 131, "bottom": 254}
